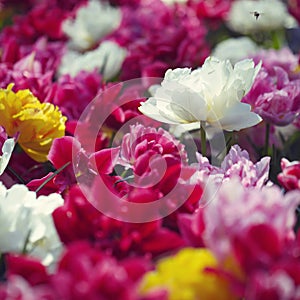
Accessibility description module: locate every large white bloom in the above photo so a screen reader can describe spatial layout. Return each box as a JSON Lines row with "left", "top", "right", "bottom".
{"left": 212, "top": 37, "right": 259, "bottom": 65}
{"left": 58, "top": 41, "right": 126, "bottom": 80}
{"left": 226, "top": 0, "right": 293, "bottom": 34}
{"left": 139, "top": 56, "right": 262, "bottom": 131}
{"left": 0, "top": 182, "right": 63, "bottom": 267}
{"left": 62, "top": 0, "right": 121, "bottom": 51}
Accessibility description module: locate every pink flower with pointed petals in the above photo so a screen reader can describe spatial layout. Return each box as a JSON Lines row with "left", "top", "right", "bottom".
{"left": 203, "top": 179, "right": 300, "bottom": 271}
{"left": 278, "top": 158, "right": 300, "bottom": 191}
{"left": 195, "top": 144, "right": 270, "bottom": 188}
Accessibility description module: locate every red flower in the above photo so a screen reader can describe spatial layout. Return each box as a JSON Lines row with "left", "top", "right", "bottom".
{"left": 278, "top": 158, "right": 300, "bottom": 191}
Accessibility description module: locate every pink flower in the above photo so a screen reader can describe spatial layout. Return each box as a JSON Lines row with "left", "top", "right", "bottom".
{"left": 0, "top": 242, "right": 153, "bottom": 300}
{"left": 189, "top": 0, "right": 232, "bottom": 20}
{"left": 0, "top": 2, "right": 68, "bottom": 44}
{"left": 243, "top": 66, "right": 300, "bottom": 126}
{"left": 195, "top": 144, "right": 270, "bottom": 188}
{"left": 118, "top": 124, "right": 187, "bottom": 174}
{"left": 47, "top": 70, "right": 102, "bottom": 120}
{"left": 278, "top": 158, "right": 300, "bottom": 191}
{"left": 203, "top": 179, "right": 300, "bottom": 272}
{"left": 251, "top": 48, "right": 299, "bottom": 79}
{"left": 111, "top": 0, "right": 209, "bottom": 79}
{"left": 53, "top": 185, "right": 184, "bottom": 258}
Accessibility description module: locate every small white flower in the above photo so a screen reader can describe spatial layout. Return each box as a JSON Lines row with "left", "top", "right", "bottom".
{"left": 58, "top": 41, "right": 126, "bottom": 80}
{"left": 226, "top": 0, "right": 292, "bottom": 34}
{"left": 62, "top": 0, "right": 121, "bottom": 51}
{"left": 0, "top": 182, "right": 64, "bottom": 268}
{"left": 212, "top": 37, "right": 259, "bottom": 64}
{"left": 139, "top": 56, "right": 262, "bottom": 131}
{"left": 0, "top": 137, "right": 17, "bottom": 175}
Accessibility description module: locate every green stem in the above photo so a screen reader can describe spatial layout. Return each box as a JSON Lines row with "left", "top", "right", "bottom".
{"left": 264, "top": 122, "right": 270, "bottom": 156}
{"left": 200, "top": 121, "right": 207, "bottom": 157}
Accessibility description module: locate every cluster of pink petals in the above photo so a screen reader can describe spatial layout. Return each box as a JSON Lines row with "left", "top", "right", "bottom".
{"left": 0, "top": 242, "right": 162, "bottom": 300}
{"left": 111, "top": 0, "right": 210, "bottom": 79}
{"left": 243, "top": 66, "right": 300, "bottom": 126}
{"left": 195, "top": 144, "right": 270, "bottom": 188}
{"left": 278, "top": 158, "right": 300, "bottom": 191}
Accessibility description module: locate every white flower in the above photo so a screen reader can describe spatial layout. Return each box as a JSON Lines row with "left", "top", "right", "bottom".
{"left": 139, "top": 56, "right": 262, "bottom": 131}
{"left": 62, "top": 0, "right": 121, "bottom": 51}
{"left": 226, "top": 0, "right": 292, "bottom": 34}
{"left": 212, "top": 37, "right": 259, "bottom": 64}
{"left": 160, "top": 0, "right": 187, "bottom": 5}
{"left": 0, "top": 137, "right": 17, "bottom": 175}
{"left": 58, "top": 41, "right": 126, "bottom": 80}
{"left": 0, "top": 182, "right": 64, "bottom": 268}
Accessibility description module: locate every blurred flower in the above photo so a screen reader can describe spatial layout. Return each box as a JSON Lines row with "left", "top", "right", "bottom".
{"left": 0, "top": 182, "right": 63, "bottom": 267}
{"left": 57, "top": 41, "right": 126, "bottom": 80}
{"left": 139, "top": 57, "right": 262, "bottom": 131}
{"left": 288, "top": 0, "right": 300, "bottom": 23}
{"left": 62, "top": 0, "right": 121, "bottom": 51}
{"left": 226, "top": 0, "right": 292, "bottom": 34}
{"left": 47, "top": 70, "right": 102, "bottom": 120}
{"left": 278, "top": 158, "right": 300, "bottom": 190}
{"left": 0, "top": 84, "right": 67, "bottom": 162}
{"left": 203, "top": 179, "right": 300, "bottom": 272}
{"left": 243, "top": 67, "right": 300, "bottom": 126}
{"left": 139, "top": 247, "right": 237, "bottom": 300}
{"left": 212, "top": 37, "right": 259, "bottom": 64}
{"left": 195, "top": 144, "right": 270, "bottom": 188}
{"left": 188, "top": 0, "right": 232, "bottom": 20}
{"left": 113, "top": 1, "right": 209, "bottom": 79}
{"left": 53, "top": 185, "right": 184, "bottom": 258}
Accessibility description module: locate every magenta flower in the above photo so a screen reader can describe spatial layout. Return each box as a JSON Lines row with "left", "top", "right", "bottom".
{"left": 47, "top": 70, "right": 102, "bottom": 120}
{"left": 251, "top": 48, "right": 299, "bottom": 79}
{"left": 112, "top": 0, "right": 209, "bottom": 79}
{"left": 118, "top": 124, "right": 187, "bottom": 175}
{"left": 53, "top": 185, "right": 184, "bottom": 258}
{"left": 203, "top": 179, "right": 300, "bottom": 271}
{"left": 243, "top": 66, "right": 300, "bottom": 126}
{"left": 278, "top": 158, "right": 300, "bottom": 191}
{"left": 0, "top": 242, "right": 153, "bottom": 300}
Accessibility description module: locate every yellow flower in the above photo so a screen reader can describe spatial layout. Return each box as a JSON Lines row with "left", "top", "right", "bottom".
{"left": 0, "top": 84, "right": 67, "bottom": 162}
{"left": 139, "top": 248, "right": 238, "bottom": 300}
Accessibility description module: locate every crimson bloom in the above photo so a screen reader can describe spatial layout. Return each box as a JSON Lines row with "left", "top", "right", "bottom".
{"left": 278, "top": 158, "right": 300, "bottom": 191}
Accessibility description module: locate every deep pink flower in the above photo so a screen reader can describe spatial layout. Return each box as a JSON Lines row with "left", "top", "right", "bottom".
{"left": 46, "top": 70, "right": 102, "bottom": 120}
{"left": 244, "top": 255, "right": 300, "bottom": 300}
{"left": 111, "top": 0, "right": 209, "bottom": 79}
{"left": 188, "top": 0, "right": 232, "bottom": 20}
{"left": 53, "top": 185, "right": 184, "bottom": 258}
{"left": 0, "top": 3, "right": 68, "bottom": 44}
{"left": 0, "top": 242, "right": 153, "bottom": 300}
{"left": 118, "top": 124, "right": 187, "bottom": 174}
{"left": 243, "top": 66, "right": 300, "bottom": 126}
{"left": 47, "top": 136, "right": 119, "bottom": 192}
{"left": 203, "top": 179, "right": 300, "bottom": 271}
{"left": 288, "top": 0, "right": 300, "bottom": 24}
{"left": 278, "top": 158, "right": 300, "bottom": 191}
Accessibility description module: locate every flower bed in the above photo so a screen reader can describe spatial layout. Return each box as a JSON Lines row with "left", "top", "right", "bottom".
{"left": 0, "top": 0, "right": 300, "bottom": 299}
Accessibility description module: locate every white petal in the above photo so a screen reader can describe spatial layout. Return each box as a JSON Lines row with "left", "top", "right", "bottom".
{"left": 214, "top": 102, "right": 262, "bottom": 131}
